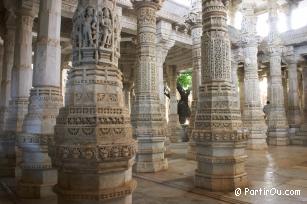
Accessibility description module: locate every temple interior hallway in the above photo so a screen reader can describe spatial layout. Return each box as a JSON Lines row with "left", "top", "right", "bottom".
{"left": 2, "top": 143, "right": 307, "bottom": 204}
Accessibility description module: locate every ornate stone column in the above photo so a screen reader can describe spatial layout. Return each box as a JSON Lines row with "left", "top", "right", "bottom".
{"left": 131, "top": 0, "right": 168, "bottom": 172}
{"left": 185, "top": 0, "right": 202, "bottom": 160}
{"left": 267, "top": 0, "right": 289, "bottom": 145}
{"left": 293, "top": 64, "right": 307, "bottom": 144}
{"left": 0, "top": 6, "right": 34, "bottom": 178}
{"left": 192, "top": 0, "right": 248, "bottom": 191}
{"left": 231, "top": 58, "right": 240, "bottom": 107}
{"left": 238, "top": 68, "right": 245, "bottom": 114}
{"left": 123, "top": 81, "right": 133, "bottom": 114}
{"left": 241, "top": 0, "right": 267, "bottom": 150}
{"left": 282, "top": 69, "right": 289, "bottom": 113}
{"left": 16, "top": 0, "right": 63, "bottom": 198}
{"left": 285, "top": 48, "right": 301, "bottom": 137}
{"left": 156, "top": 20, "right": 174, "bottom": 154}
{"left": 6, "top": 6, "right": 34, "bottom": 134}
{"left": 0, "top": 41, "right": 3, "bottom": 92}
{"left": 0, "top": 15, "right": 16, "bottom": 177}
{"left": 49, "top": 1, "right": 137, "bottom": 203}
{"left": 0, "top": 14, "right": 16, "bottom": 133}
{"left": 167, "top": 65, "right": 183, "bottom": 143}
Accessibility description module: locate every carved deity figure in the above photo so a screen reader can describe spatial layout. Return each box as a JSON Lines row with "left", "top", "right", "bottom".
{"left": 114, "top": 15, "right": 120, "bottom": 53}
{"left": 98, "top": 8, "right": 112, "bottom": 48}
{"left": 72, "top": 8, "right": 83, "bottom": 48}
{"left": 82, "top": 7, "right": 95, "bottom": 47}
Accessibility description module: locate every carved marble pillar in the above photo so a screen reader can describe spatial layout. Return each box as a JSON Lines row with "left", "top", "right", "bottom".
{"left": 231, "top": 58, "right": 240, "bottom": 108}
{"left": 0, "top": 7, "right": 34, "bottom": 178}
{"left": 293, "top": 64, "right": 307, "bottom": 144}
{"left": 0, "top": 18, "right": 16, "bottom": 177}
{"left": 156, "top": 20, "right": 174, "bottom": 154}
{"left": 168, "top": 66, "right": 183, "bottom": 143}
{"left": 192, "top": 0, "right": 248, "bottom": 191}
{"left": 241, "top": 0, "right": 267, "bottom": 149}
{"left": 186, "top": 0, "right": 202, "bottom": 160}
{"left": 285, "top": 52, "right": 301, "bottom": 137}
{"left": 267, "top": 0, "right": 289, "bottom": 145}
{"left": 238, "top": 68, "right": 245, "bottom": 114}
{"left": 49, "top": 1, "right": 137, "bottom": 203}
{"left": 131, "top": 0, "right": 168, "bottom": 172}
{"left": 6, "top": 8, "right": 34, "bottom": 134}
{"left": 0, "top": 16, "right": 16, "bottom": 133}
{"left": 282, "top": 70, "right": 289, "bottom": 113}
{"left": 123, "top": 81, "right": 133, "bottom": 114}
{"left": 16, "top": 0, "right": 63, "bottom": 198}
{"left": 0, "top": 42, "right": 3, "bottom": 93}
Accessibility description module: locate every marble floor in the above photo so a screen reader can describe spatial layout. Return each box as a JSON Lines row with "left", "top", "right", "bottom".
{"left": 2, "top": 143, "right": 307, "bottom": 203}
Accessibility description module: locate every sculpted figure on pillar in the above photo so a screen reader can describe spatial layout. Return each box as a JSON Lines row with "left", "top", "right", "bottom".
{"left": 131, "top": 0, "right": 168, "bottom": 173}
{"left": 185, "top": 0, "right": 202, "bottom": 160}
{"left": 192, "top": 0, "right": 248, "bottom": 191}
{"left": 267, "top": 0, "right": 289, "bottom": 146}
{"left": 240, "top": 0, "right": 268, "bottom": 150}
{"left": 49, "top": 1, "right": 137, "bottom": 203}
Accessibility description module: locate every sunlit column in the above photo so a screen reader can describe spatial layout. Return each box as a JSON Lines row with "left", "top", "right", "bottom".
{"left": 267, "top": 0, "right": 289, "bottom": 145}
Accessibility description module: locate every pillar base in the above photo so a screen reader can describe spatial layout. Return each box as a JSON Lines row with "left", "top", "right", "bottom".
{"left": 168, "top": 126, "right": 184, "bottom": 143}
{"left": 17, "top": 168, "right": 57, "bottom": 198}
{"left": 186, "top": 141, "right": 196, "bottom": 160}
{"left": 291, "top": 127, "right": 307, "bottom": 145}
{"left": 56, "top": 182, "right": 136, "bottom": 204}
{"left": 194, "top": 172, "right": 248, "bottom": 192}
{"left": 58, "top": 195, "right": 132, "bottom": 204}
{"left": 134, "top": 159, "right": 168, "bottom": 173}
{"left": 0, "top": 131, "right": 17, "bottom": 177}
{"left": 165, "top": 137, "right": 172, "bottom": 155}
{"left": 268, "top": 135, "right": 289, "bottom": 146}
{"left": 247, "top": 139, "right": 268, "bottom": 150}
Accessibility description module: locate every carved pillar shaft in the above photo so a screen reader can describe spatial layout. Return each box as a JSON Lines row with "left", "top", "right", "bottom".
{"left": 192, "top": 0, "right": 248, "bottom": 191}
{"left": 241, "top": 0, "right": 267, "bottom": 149}
{"left": 0, "top": 24, "right": 16, "bottom": 132}
{"left": 0, "top": 43, "right": 3, "bottom": 96}
{"left": 288, "top": 58, "right": 301, "bottom": 130}
{"left": 283, "top": 70, "right": 288, "bottom": 112}
{"left": 238, "top": 69, "right": 245, "bottom": 114}
{"left": 123, "top": 81, "right": 133, "bottom": 114}
{"left": 16, "top": 0, "right": 63, "bottom": 198}
{"left": 167, "top": 66, "right": 183, "bottom": 143}
{"left": 50, "top": 1, "right": 137, "bottom": 203}
{"left": 267, "top": 0, "right": 289, "bottom": 145}
{"left": 294, "top": 64, "right": 307, "bottom": 144}
{"left": 131, "top": 0, "right": 168, "bottom": 173}
{"left": 6, "top": 9, "right": 34, "bottom": 133}
{"left": 0, "top": 21, "right": 17, "bottom": 177}
{"left": 186, "top": 0, "right": 202, "bottom": 160}
{"left": 231, "top": 59, "right": 240, "bottom": 107}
